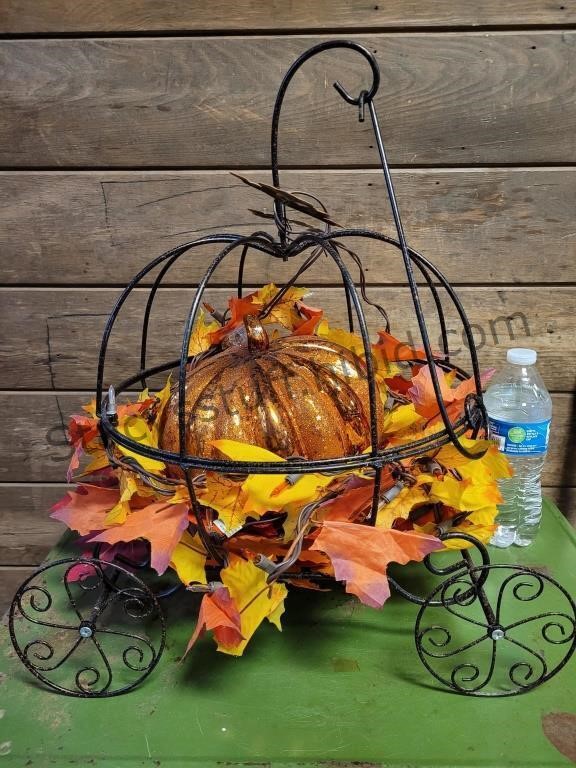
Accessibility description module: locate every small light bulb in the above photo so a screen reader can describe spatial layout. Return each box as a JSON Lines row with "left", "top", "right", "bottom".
{"left": 106, "top": 385, "right": 118, "bottom": 424}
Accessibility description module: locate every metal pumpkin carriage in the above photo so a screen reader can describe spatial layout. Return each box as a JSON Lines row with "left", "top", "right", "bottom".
{"left": 8, "top": 41, "right": 576, "bottom": 698}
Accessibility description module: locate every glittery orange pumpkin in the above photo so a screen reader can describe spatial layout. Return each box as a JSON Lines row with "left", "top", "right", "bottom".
{"left": 160, "top": 315, "right": 384, "bottom": 462}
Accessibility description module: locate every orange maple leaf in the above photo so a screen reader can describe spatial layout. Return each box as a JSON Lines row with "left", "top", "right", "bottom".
{"left": 184, "top": 586, "right": 244, "bottom": 657}
{"left": 319, "top": 470, "right": 395, "bottom": 524}
{"left": 320, "top": 484, "right": 374, "bottom": 523}
{"left": 51, "top": 485, "right": 121, "bottom": 535}
{"left": 208, "top": 295, "right": 257, "bottom": 346}
{"left": 87, "top": 501, "right": 189, "bottom": 574}
{"left": 310, "top": 521, "right": 443, "bottom": 608}
{"left": 408, "top": 364, "right": 495, "bottom": 419}
{"left": 292, "top": 301, "right": 323, "bottom": 336}
{"left": 373, "top": 330, "right": 428, "bottom": 363}
{"left": 66, "top": 397, "right": 156, "bottom": 480}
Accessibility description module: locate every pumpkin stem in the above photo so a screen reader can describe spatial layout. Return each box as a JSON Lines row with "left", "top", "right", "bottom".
{"left": 244, "top": 314, "right": 270, "bottom": 351}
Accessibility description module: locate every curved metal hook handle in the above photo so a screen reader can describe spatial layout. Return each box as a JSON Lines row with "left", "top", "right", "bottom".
{"left": 271, "top": 40, "right": 380, "bottom": 244}
{"left": 269, "top": 40, "right": 486, "bottom": 460}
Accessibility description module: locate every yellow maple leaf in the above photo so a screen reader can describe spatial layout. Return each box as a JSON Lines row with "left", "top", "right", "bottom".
{"left": 381, "top": 403, "right": 423, "bottom": 436}
{"left": 372, "top": 346, "right": 404, "bottom": 379}
{"left": 166, "top": 485, "right": 192, "bottom": 505}
{"left": 267, "top": 600, "right": 286, "bottom": 630}
{"left": 81, "top": 449, "right": 110, "bottom": 477}
{"left": 104, "top": 471, "right": 138, "bottom": 525}
{"left": 149, "top": 375, "right": 173, "bottom": 443}
{"left": 209, "top": 439, "right": 284, "bottom": 465}
{"left": 376, "top": 486, "right": 430, "bottom": 529}
{"left": 436, "top": 437, "right": 490, "bottom": 469}
{"left": 253, "top": 284, "right": 310, "bottom": 330}
{"left": 118, "top": 415, "right": 165, "bottom": 474}
{"left": 481, "top": 443, "right": 515, "bottom": 480}
{"left": 82, "top": 399, "right": 98, "bottom": 418}
{"left": 429, "top": 474, "right": 501, "bottom": 512}
{"left": 170, "top": 530, "right": 207, "bottom": 585}
{"left": 387, "top": 422, "right": 445, "bottom": 448}
{"left": 218, "top": 554, "right": 287, "bottom": 656}
{"left": 316, "top": 319, "right": 366, "bottom": 358}
{"left": 210, "top": 439, "right": 332, "bottom": 517}
{"left": 421, "top": 505, "right": 498, "bottom": 549}
{"left": 188, "top": 308, "right": 221, "bottom": 356}
{"left": 104, "top": 500, "right": 131, "bottom": 526}
{"left": 198, "top": 473, "right": 246, "bottom": 535}
{"left": 242, "top": 473, "right": 333, "bottom": 516}
{"left": 468, "top": 505, "right": 499, "bottom": 527}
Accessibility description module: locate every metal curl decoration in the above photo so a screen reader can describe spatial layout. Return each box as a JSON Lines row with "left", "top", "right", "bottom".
{"left": 415, "top": 564, "right": 576, "bottom": 696}
{"left": 9, "top": 558, "right": 166, "bottom": 697}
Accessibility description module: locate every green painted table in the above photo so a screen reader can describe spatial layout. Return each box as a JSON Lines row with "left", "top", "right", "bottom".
{"left": 1, "top": 498, "right": 575, "bottom": 767}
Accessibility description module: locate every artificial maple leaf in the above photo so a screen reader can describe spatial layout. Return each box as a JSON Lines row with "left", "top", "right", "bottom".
{"left": 416, "top": 504, "right": 498, "bottom": 548}
{"left": 310, "top": 521, "right": 443, "bottom": 608}
{"left": 381, "top": 403, "right": 423, "bottom": 436}
{"left": 384, "top": 371, "right": 417, "bottom": 396}
{"left": 66, "top": 540, "right": 150, "bottom": 583}
{"left": 104, "top": 469, "right": 157, "bottom": 525}
{"left": 375, "top": 486, "right": 430, "bottom": 529}
{"left": 51, "top": 485, "right": 120, "bottom": 535}
{"left": 437, "top": 438, "right": 513, "bottom": 481}
{"left": 184, "top": 586, "right": 243, "bottom": 657}
{"left": 408, "top": 364, "right": 495, "bottom": 420}
{"left": 428, "top": 474, "right": 502, "bottom": 512}
{"left": 319, "top": 483, "right": 374, "bottom": 524}
{"left": 67, "top": 410, "right": 102, "bottom": 480}
{"left": 67, "top": 395, "right": 158, "bottom": 480}
{"left": 387, "top": 421, "right": 446, "bottom": 448}
{"left": 227, "top": 534, "right": 288, "bottom": 560}
{"left": 259, "top": 285, "right": 310, "bottom": 330}
{"left": 188, "top": 308, "right": 221, "bottom": 355}
{"left": 373, "top": 330, "right": 429, "bottom": 363}
{"left": 230, "top": 174, "right": 340, "bottom": 227}
{"left": 197, "top": 473, "right": 246, "bottom": 536}
{"left": 407, "top": 364, "right": 457, "bottom": 419}
{"left": 68, "top": 412, "right": 100, "bottom": 453}
{"left": 209, "top": 295, "right": 257, "bottom": 346}
{"left": 80, "top": 450, "right": 110, "bottom": 478}
{"left": 87, "top": 501, "right": 189, "bottom": 574}
{"left": 316, "top": 319, "right": 365, "bottom": 358}
{"left": 210, "top": 439, "right": 332, "bottom": 517}
{"left": 149, "top": 375, "right": 173, "bottom": 442}
{"left": 117, "top": 414, "right": 165, "bottom": 474}
{"left": 218, "top": 554, "right": 287, "bottom": 656}
{"left": 170, "top": 529, "right": 207, "bottom": 585}
{"left": 435, "top": 436, "right": 488, "bottom": 468}
{"left": 292, "top": 301, "right": 323, "bottom": 336}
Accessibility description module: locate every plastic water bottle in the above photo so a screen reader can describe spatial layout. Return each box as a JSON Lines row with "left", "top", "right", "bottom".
{"left": 484, "top": 348, "right": 552, "bottom": 547}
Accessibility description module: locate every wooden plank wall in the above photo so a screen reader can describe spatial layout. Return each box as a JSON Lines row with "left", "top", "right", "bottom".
{"left": 0, "top": 2, "right": 575, "bottom": 609}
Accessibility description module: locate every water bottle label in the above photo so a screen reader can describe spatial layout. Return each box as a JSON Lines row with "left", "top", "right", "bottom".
{"left": 488, "top": 418, "right": 551, "bottom": 456}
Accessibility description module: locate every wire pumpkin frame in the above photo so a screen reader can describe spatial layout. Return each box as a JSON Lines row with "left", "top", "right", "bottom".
{"left": 8, "top": 40, "right": 575, "bottom": 698}
{"left": 96, "top": 40, "right": 489, "bottom": 561}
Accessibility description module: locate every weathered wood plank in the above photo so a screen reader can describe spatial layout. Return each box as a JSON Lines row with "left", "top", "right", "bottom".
{"left": 0, "top": 567, "right": 36, "bottom": 614}
{"left": 1, "top": 169, "right": 574, "bottom": 285}
{"left": 0, "top": 484, "right": 67, "bottom": 564}
{"left": 0, "top": 393, "right": 571, "bottom": 485}
{"left": 0, "top": 287, "right": 573, "bottom": 390}
{"left": 1, "top": 483, "right": 572, "bottom": 570}
{"left": 1, "top": 35, "right": 575, "bottom": 167}
{"left": 1, "top": 0, "right": 575, "bottom": 34}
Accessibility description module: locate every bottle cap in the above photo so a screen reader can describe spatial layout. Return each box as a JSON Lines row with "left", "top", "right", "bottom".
{"left": 506, "top": 348, "right": 537, "bottom": 366}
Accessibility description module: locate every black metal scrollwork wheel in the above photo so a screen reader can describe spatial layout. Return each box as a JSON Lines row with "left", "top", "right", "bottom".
{"left": 8, "top": 557, "right": 166, "bottom": 697}
{"left": 415, "top": 564, "right": 576, "bottom": 697}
